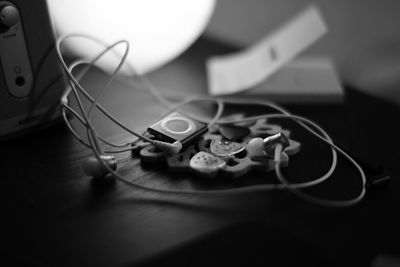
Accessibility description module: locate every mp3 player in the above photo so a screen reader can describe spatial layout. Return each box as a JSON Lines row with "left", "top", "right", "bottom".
{"left": 147, "top": 112, "right": 208, "bottom": 148}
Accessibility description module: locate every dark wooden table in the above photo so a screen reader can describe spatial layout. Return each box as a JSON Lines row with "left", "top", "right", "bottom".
{"left": 2, "top": 37, "right": 400, "bottom": 267}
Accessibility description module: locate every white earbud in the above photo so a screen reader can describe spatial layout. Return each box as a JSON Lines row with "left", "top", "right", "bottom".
{"left": 246, "top": 132, "right": 289, "bottom": 159}
{"left": 246, "top": 137, "right": 266, "bottom": 158}
{"left": 82, "top": 140, "right": 181, "bottom": 178}
{"left": 83, "top": 155, "right": 117, "bottom": 178}
{"left": 264, "top": 132, "right": 290, "bottom": 156}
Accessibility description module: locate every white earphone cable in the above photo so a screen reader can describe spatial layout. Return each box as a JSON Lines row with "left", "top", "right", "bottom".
{"left": 56, "top": 35, "right": 367, "bottom": 207}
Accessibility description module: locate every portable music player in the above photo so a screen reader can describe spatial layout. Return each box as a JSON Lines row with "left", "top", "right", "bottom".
{"left": 147, "top": 112, "right": 208, "bottom": 148}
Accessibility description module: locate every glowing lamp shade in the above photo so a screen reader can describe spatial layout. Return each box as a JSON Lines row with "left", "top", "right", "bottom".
{"left": 47, "top": 0, "right": 216, "bottom": 74}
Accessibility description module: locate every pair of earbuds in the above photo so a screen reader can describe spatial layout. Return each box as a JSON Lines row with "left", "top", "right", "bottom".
{"left": 83, "top": 133, "right": 288, "bottom": 178}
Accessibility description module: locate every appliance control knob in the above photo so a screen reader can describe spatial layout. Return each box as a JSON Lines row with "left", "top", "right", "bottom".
{"left": 0, "top": 5, "right": 19, "bottom": 28}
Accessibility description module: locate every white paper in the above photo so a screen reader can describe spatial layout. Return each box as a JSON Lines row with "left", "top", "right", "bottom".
{"left": 242, "top": 57, "right": 344, "bottom": 103}
{"left": 207, "top": 5, "right": 327, "bottom": 96}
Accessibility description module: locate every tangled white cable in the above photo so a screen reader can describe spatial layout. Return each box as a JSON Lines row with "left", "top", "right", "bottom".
{"left": 56, "top": 34, "right": 367, "bottom": 207}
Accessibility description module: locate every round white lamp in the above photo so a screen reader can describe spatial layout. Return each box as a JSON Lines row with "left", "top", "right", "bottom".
{"left": 47, "top": 0, "right": 216, "bottom": 74}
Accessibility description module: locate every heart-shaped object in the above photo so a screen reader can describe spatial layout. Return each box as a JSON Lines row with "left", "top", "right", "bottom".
{"left": 218, "top": 125, "right": 250, "bottom": 141}
{"left": 284, "top": 140, "right": 302, "bottom": 155}
{"left": 210, "top": 139, "right": 245, "bottom": 157}
{"left": 190, "top": 151, "right": 226, "bottom": 177}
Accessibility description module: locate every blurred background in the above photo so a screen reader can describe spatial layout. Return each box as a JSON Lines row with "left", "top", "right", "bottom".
{"left": 48, "top": 0, "right": 400, "bottom": 105}
{"left": 205, "top": 0, "right": 400, "bottom": 104}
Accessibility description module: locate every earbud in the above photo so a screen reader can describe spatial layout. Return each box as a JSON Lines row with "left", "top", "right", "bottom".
{"left": 83, "top": 155, "right": 117, "bottom": 178}
{"left": 246, "top": 137, "right": 266, "bottom": 158}
{"left": 152, "top": 140, "right": 182, "bottom": 156}
{"left": 246, "top": 132, "right": 290, "bottom": 159}
{"left": 264, "top": 132, "right": 290, "bottom": 156}
{"left": 82, "top": 141, "right": 180, "bottom": 178}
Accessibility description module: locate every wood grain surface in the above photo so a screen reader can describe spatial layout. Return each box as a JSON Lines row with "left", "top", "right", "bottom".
{"left": 1, "top": 38, "right": 400, "bottom": 267}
